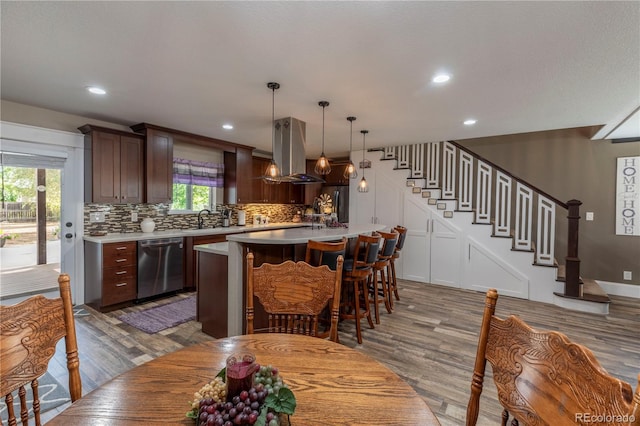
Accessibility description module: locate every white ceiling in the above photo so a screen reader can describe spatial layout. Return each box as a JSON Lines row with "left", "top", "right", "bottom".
{"left": 1, "top": 1, "right": 639, "bottom": 158}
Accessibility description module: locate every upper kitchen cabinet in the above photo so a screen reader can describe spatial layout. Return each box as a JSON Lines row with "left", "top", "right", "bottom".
{"left": 79, "top": 125, "right": 143, "bottom": 204}
{"left": 130, "top": 123, "right": 174, "bottom": 204}
{"left": 224, "top": 147, "right": 253, "bottom": 204}
{"left": 322, "top": 160, "right": 350, "bottom": 186}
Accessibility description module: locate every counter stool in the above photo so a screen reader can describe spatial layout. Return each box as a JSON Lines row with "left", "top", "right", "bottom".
{"left": 389, "top": 225, "right": 407, "bottom": 308}
{"left": 370, "top": 230, "right": 398, "bottom": 324}
{"left": 340, "top": 233, "right": 380, "bottom": 344}
{"left": 305, "top": 238, "right": 348, "bottom": 340}
{"left": 305, "top": 238, "right": 348, "bottom": 270}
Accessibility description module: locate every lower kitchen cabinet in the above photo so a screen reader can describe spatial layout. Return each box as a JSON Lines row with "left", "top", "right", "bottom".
{"left": 85, "top": 241, "right": 138, "bottom": 311}
{"left": 184, "top": 233, "right": 228, "bottom": 290}
{"left": 196, "top": 249, "right": 228, "bottom": 338}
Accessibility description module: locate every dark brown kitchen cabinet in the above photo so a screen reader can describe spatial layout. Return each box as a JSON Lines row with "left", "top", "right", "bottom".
{"left": 80, "top": 125, "right": 143, "bottom": 204}
{"left": 130, "top": 123, "right": 174, "bottom": 204}
{"left": 184, "top": 233, "right": 228, "bottom": 290}
{"left": 224, "top": 147, "right": 253, "bottom": 204}
{"left": 322, "top": 161, "right": 350, "bottom": 186}
{"left": 251, "top": 156, "right": 304, "bottom": 204}
{"left": 84, "top": 241, "right": 138, "bottom": 311}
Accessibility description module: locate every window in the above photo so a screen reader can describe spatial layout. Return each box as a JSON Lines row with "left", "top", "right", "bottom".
{"left": 171, "top": 156, "right": 224, "bottom": 213}
{"left": 171, "top": 183, "right": 216, "bottom": 211}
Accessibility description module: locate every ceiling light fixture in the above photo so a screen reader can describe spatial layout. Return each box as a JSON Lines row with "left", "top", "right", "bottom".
{"left": 314, "top": 101, "right": 331, "bottom": 175}
{"left": 264, "top": 82, "right": 281, "bottom": 183}
{"left": 343, "top": 116, "right": 358, "bottom": 179}
{"left": 87, "top": 86, "right": 106, "bottom": 95}
{"left": 357, "top": 130, "right": 369, "bottom": 193}
{"left": 222, "top": 124, "right": 233, "bottom": 130}
{"left": 464, "top": 119, "right": 477, "bottom": 126}
{"left": 432, "top": 74, "right": 451, "bottom": 84}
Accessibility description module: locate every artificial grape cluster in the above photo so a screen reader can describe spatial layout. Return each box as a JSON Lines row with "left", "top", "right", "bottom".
{"left": 191, "top": 377, "right": 227, "bottom": 411}
{"left": 253, "top": 365, "right": 287, "bottom": 397}
{"left": 197, "top": 385, "right": 280, "bottom": 426}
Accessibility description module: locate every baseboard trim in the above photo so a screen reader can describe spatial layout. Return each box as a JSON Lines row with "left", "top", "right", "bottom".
{"left": 596, "top": 280, "right": 640, "bottom": 299}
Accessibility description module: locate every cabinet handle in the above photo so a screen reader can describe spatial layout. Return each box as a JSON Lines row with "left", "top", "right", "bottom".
{"left": 115, "top": 258, "right": 127, "bottom": 263}
{"left": 122, "top": 196, "right": 126, "bottom": 200}
{"left": 116, "top": 246, "right": 128, "bottom": 250}
{"left": 115, "top": 271, "right": 127, "bottom": 275}
{"left": 115, "top": 282, "right": 127, "bottom": 287}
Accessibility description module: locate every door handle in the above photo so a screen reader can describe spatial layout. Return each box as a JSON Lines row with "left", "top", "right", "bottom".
{"left": 65, "top": 233, "right": 73, "bottom": 239}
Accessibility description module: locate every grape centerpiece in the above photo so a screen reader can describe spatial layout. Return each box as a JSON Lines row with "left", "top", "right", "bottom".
{"left": 187, "top": 361, "right": 296, "bottom": 426}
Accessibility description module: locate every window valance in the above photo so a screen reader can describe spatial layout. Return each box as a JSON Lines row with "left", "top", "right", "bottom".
{"left": 173, "top": 158, "right": 224, "bottom": 187}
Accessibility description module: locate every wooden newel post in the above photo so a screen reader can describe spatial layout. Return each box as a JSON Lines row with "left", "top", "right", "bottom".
{"left": 565, "top": 199, "right": 582, "bottom": 298}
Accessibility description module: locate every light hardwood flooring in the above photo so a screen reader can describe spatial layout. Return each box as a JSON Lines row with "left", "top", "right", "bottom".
{"left": 36, "top": 280, "right": 640, "bottom": 425}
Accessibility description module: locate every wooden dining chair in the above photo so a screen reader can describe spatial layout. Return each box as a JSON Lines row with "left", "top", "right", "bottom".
{"left": 246, "top": 252, "right": 344, "bottom": 342}
{"left": 1, "top": 274, "right": 82, "bottom": 425}
{"left": 467, "top": 288, "right": 640, "bottom": 426}
{"left": 389, "top": 225, "right": 407, "bottom": 306}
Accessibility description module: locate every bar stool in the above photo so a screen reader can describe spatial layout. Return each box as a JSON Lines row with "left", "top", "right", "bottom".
{"left": 370, "top": 230, "right": 398, "bottom": 324}
{"left": 305, "top": 238, "right": 347, "bottom": 270}
{"left": 389, "top": 225, "right": 407, "bottom": 308}
{"left": 305, "top": 238, "right": 348, "bottom": 340}
{"left": 340, "top": 233, "right": 380, "bottom": 344}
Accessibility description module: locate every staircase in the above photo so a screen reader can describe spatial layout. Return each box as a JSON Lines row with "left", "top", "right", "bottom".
{"left": 357, "top": 141, "right": 610, "bottom": 314}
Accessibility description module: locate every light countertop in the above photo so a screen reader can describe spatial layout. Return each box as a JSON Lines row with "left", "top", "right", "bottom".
{"left": 225, "top": 223, "right": 387, "bottom": 245}
{"left": 83, "top": 222, "right": 308, "bottom": 243}
{"left": 194, "top": 242, "right": 229, "bottom": 256}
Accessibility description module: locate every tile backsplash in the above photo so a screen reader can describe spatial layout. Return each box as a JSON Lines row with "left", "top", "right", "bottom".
{"left": 84, "top": 203, "right": 305, "bottom": 234}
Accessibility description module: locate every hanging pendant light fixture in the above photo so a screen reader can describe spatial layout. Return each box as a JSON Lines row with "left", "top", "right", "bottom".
{"left": 314, "top": 101, "right": 331, "bottom": 175}
{"left": 264, "top": 82, "right": 281, "bottom": 183}
{"left": 357, "top": 130, "right": 369, "bottom": 193}
{"left": 343, "top": 116, "right": 358, "bottom": 179}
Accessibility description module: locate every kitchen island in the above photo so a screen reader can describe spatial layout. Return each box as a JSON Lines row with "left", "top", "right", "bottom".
{"left": 219, "top": 223, "right": 386, "bottom": 336}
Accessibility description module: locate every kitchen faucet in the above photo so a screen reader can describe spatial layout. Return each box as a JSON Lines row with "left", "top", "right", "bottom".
{"left": 197, "top": 209, "right": 211, "bottom": 229}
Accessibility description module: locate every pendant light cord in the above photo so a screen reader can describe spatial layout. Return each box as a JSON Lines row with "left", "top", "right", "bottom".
{"left": 322, "top": 104, "right": 325, "bottom": 153}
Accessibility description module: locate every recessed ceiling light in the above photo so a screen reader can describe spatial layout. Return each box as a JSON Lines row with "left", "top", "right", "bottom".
{"left": 463, "top": 119, "right": 477, "bottom": 126}
{"left": 432, "top": 74, "right": 451, "bottom": 84}
{"left": 222, "top": 124, "right": 234, "bottom": 130}
{"left": 87, "top": 86, "right": 106, "bottom": 95}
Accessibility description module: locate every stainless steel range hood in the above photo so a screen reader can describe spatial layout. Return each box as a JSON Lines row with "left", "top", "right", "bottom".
{"left": 269, "top": 117, "right": 325, "bottom": 184}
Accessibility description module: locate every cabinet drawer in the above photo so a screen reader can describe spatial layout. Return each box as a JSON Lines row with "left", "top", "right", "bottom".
{"left": 103, "top": 265, "right": 137, "bottom": 283}
{"left": 102, "top": 277, "right": 137, "bottom": 306}
{"left": 103, "top": 242, "right": 136, "bottom": 267}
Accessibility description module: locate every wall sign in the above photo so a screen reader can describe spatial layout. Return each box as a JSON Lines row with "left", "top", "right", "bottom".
{"left": 616, "top": 156, "right": 640, "bottom": 236}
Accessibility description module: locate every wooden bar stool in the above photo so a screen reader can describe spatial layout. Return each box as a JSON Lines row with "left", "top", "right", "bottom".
{"left": 305, "top": 237, "right": 347, "bottom": 270}
{"left": 370, "top": 230, "right": 398, "bottom": 324}
{"left": 340, "top": 233, "right": 380, "bottom": 344}
{"left": 389, "top": 225, "right": 407, "bottom": 307}
{"left": 305, "top": 238, "right": 348, "bottom": 340}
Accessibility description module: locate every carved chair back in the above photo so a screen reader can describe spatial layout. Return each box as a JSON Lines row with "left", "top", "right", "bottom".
{"left": 246, "top": 252, "right": 344, "bottom": 342}
{"left": 467, "top": 288, "right": 640, "bottom": 426}
{"left": 1, "top": 274, "right": 82, "bottom": 425}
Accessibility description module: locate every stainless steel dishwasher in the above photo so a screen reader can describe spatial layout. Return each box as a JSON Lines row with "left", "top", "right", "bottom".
{"left": 137, "top": 237, "right": 184, "bottom": 300}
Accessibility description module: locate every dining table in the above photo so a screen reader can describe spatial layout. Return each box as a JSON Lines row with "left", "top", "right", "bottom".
{"left": 47, "top": 333, "right": 441, "bottom": 425}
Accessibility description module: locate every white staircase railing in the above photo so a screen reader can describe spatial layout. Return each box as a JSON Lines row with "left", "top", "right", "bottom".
{"left": 373, "top": 140, "right": 582, "bottom": 297}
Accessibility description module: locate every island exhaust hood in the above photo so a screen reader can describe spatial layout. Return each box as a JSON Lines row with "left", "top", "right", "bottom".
{"left": 268, "top": 117, "right": 325, "bottom": 184}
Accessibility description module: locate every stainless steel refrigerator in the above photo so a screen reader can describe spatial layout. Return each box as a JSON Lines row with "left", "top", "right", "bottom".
{"left": 320, "top": 185, "right": 350, "bottom": 223}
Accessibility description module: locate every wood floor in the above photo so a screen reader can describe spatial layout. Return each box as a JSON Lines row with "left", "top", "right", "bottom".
{"left": 37, "top": 280, "right": 640, "bottom": 425}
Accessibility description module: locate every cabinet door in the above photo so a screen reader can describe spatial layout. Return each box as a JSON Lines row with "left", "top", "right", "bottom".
{"left": 236, "top": 148, "right": 253, "bottom": 204}
{"left": 374, "top": 174, "right": 401, "bottom": 228}
{"left": 146, "top": 129, "right": 173, "bottom": 203}
{"left": 92, "top": 131, "right": 120, "bottom": 203}
{"left": 119, "top": 135, "right": 143, "bottom": 203}
{"left": 252, "top": 157, "right": 268, "bottom": 203}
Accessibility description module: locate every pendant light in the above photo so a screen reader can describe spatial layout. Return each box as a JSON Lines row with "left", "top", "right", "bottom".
{"left": 314, "top": 101, "right": 331, "bottom": 175}
{"left": 264, "top": 82, "right": 281, "bottom": 183}
{"left": 357, "top": 130, "right": 369, "bottom": 193}
{"left": 343, "top": 116, "right": 358, "bottom": 179}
